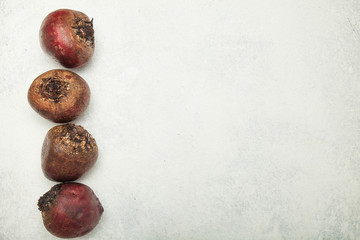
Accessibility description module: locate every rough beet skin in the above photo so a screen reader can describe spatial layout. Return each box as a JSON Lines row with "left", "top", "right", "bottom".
{"left": 41, "top": 124, "right": 98, "bottom": 182}
{"left": 38, "top": 182, "right": 104, "bottom": 238}
{"left": 28, "top": 69, "right": 90, "bottom": 123}
{"left": 40, "top": 9, "right": 95, "bottom": 68}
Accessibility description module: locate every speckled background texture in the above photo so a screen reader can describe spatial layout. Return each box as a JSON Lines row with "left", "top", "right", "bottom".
{"left": 0, "top": 0, "right": 360, "bottom": 239}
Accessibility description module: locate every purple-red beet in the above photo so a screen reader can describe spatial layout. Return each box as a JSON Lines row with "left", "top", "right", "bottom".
{"left": 40, "top": 9, "right": 94, "bottom": 68}
{"left": 38, "top": 182, "right": 104, "bottom": 238}
{"left": 42, "top": 124, "right": 98, "bottom": 182}
{"left": 28, "top": 69, "right": 90, "bottom": 123}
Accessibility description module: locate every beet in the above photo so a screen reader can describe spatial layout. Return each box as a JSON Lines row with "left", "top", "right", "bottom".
{"left": 41, "top": 124, "right": 98, "bottom": 182}
{"left": 38, "top": 182, "right": 104, "bottom": 238}
{"left": 28, "top": 69, "right": 90, "bottom": 123}
{"left": 40, "top": 9, "right": 94, "bottom": 68}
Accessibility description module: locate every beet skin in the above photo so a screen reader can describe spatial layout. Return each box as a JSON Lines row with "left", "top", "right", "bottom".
{"left": 38, "top": 182, "right": 104, "bottom": 238}
{"left": 40, "top": 9, "right": 95, "bottom": 68}
{"left": 28, "top": 69, "right": 90, "bottom": 123}
{"left": 42, "top": 124, "right": 98, "bottom": 182}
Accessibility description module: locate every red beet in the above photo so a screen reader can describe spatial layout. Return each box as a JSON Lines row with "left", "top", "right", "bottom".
{"left": 38, "top": 182, "right": 104, "bottom": 238}
{"left": 41, "top": 124, "right": 98, "bottom": 182}
{"left": 28, "top": 69, "right": 90, "bottom": 123}
{"left": 40, "top": 9, "right": 95, "bottom": 68}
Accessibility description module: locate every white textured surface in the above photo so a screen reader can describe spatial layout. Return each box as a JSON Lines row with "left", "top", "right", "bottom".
{"left": 0, "top": 0, "right": 360, "bottom": 239}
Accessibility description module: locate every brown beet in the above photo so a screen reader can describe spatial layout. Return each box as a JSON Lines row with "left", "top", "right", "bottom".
{"left": 40, "top": 9, "right": 94, "bottom": 68}
{"left": 38, "top": 182, "right": 104, "bottom": 238}
{"left": 42, "top": 124, "right": 98, "bottom": 182}
{"left": 28, "top": 69, "right": 90, "bottom": 123}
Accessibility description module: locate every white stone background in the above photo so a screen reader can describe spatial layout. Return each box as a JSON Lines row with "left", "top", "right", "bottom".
{"left": 0, "top": 0, "right": 360, "bottom": 239}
